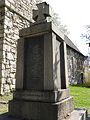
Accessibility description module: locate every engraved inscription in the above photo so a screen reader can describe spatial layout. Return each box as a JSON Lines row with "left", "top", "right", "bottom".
{"left": 31, "top": 44, "right": 42, "bottom": 80}
{"left": 24, "top": 36, "right": 44, "bottom": 90}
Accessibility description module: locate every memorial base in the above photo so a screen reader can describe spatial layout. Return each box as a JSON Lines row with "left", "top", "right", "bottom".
{"left": 9, "top": 95, "right": 74, "bottom": 120}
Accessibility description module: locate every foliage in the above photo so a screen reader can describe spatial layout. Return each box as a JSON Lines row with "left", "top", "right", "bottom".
{"left": 81, "top": 25, "right": 90, "bottom": 43}
{"left": 36, "top": 0, "right": 42, "bottom": 4}
{"left": 47, "top": 7, "right": 69, "bottom": 35}
{"left": 70, "top": 84, "right": 90, "bottom": 113}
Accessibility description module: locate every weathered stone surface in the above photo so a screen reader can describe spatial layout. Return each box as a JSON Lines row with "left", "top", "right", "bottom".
{"left": 24, "top": 36, "right": 44, "bottom": 90}
{"left": 13, "top": 89, "right": 70, "bottom": 102}
{"left": 17, "top": 22, "right": 68, "bottom": 91}
{"left": 0, "top": 0, "right": 42, "bottom": 94}
{"left": 33, "top": 2, "right": 50, "bottom": 23}
{"left": 9, "top": 97, "right": 74, "bottom": 120}
{"left": 64, "top": 109, "right": 87, "bottom": 120}
{"left": 0, "top": 109, "right": 88, "bottom": 120}
{"left": 67, "top": 46, "right": 84, "bottom": 84}
{"left": 8, "top": 2, "right": 86, "bottom": 120}
{"left": 9, "top": 3, "right": 75, "bottom": 120}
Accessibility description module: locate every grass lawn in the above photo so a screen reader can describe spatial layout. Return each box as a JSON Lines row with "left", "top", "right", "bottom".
{"left": 70, "top": 84, "right": 90, "bottom": 113}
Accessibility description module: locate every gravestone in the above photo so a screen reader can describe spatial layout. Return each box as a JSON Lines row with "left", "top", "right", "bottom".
{"left": 9, "top": 2, "right": 74, "bottom": 120}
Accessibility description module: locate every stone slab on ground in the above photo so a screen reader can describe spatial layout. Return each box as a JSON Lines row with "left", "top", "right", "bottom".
{"left": 0, "top": 109, "right": 88, "bottom": 120}
{"left": 64, "top": 108, "right": 87, "bottom": 120}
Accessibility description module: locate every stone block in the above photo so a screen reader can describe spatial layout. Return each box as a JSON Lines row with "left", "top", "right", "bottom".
{"left": 64, "top": 109, "right": 87, "bottom": 120}
{"left": 9, "top": 97, "right": 74, "bottom": 120}
{"left": 13, "top": 89, "right": 70, "bottom": 103}
{"left": 5, "top": 0, "right": 11, "bottom": 7}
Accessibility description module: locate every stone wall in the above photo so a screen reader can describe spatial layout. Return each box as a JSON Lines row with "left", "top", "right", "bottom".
{"left": 67, "top": 46, "right": 85, "bottom": 84}
{"left": 0, "top": 6, "right": 5, "bottom": 94}
{"left": 0, "top": 0, "right": 42, "bottom": 94}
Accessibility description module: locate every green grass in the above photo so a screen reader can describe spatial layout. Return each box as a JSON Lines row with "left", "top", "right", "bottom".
{"left": 70, "top": 84, "right": 90, "bottom": 113}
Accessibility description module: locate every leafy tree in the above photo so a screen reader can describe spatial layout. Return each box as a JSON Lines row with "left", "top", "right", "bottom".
{"left": 48, "top": 7, "right": 69, "bottom": 35}
{"left": 81, "top": 25, "right": 90, "bottom": 43}
{"left": 81, "top": 25, "right": 90, "bottom": 57}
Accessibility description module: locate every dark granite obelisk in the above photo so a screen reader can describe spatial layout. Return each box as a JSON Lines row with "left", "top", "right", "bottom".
{"left": 9, "top": 2, "right": 74, "bottom": 120}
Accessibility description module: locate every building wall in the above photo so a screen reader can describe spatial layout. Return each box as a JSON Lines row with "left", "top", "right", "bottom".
{"left": 84, "top": 57, "right": 90, "bottom": 86}
{"left": 67, "top": 46, "right": 85, "bottom": 84}
{"left": 0, "top": 5, "right": 5, "bottom": 94}
{"left": 0, "top": 0, "right": 41, "bottom": 94}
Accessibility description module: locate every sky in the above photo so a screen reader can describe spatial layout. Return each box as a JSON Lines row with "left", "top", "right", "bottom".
{"left": 43, "top": 0, "right": 90, "bottom": 55}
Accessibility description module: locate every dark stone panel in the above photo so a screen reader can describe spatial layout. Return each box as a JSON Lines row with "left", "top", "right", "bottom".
{"left": 24, "top": 36, "right": 44, "bottom": 90}
{"left": 60, "top": 43, "right": 66, "bottom": 89}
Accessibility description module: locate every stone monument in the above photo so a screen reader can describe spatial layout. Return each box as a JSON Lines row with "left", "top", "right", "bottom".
{"left": 9, "top": 2, "right": 86, "bottom": 120}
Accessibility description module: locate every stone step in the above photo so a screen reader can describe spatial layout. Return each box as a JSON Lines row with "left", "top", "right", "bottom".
{"left": 64, "top": 108, "right": 87, "bottom": 120}
{"left": 0, "top": 109, "right": 88, "bottom": 120}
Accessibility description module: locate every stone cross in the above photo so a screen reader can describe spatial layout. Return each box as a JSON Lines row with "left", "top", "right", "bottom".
{"left": 33, "top": 2, "right": 51, "bottom": 22}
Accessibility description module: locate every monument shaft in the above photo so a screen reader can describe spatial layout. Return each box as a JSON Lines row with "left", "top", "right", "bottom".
{"left": 9, "top": 2, "right": 74, "bottom": 120}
